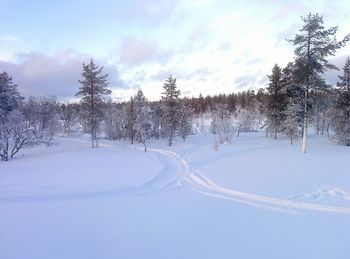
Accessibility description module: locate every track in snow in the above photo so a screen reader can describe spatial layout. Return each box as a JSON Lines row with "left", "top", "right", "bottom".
{"left": 145, "top": 145, "right": 350, "bottom": 215}
{"left": 1, "top": 139, "right": 350, "bottom": 215}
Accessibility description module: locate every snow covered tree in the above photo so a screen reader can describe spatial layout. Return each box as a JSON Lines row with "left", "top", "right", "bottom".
{"left": 22, "top": 96, "right": 61, "bottom": 143}
{"left": 22, "top": 96, "right": 40, "bottom": 129}
{"left": 161, "top": 75, "right": 181, "bottom": 146}
{"left": 133, "top": 89, "right": 153, "bottom": 151}
{"left": 150, "top": 101, "right": 162, "bottom": 139}
{"left": 0, "top": 72, "right": 23, "bottom": 115}
{"left": 284, "top": 98, "right": 303, "bottom": 144}
{"left": 288, "top": 13, "right": 349, "bottom": 153}
{"left": 37, "top": 97, "right": 61, "bottom": 143}
{"left": 104, "top": 103, "right": 127, "bottom": 141}
{"left": 126, "top": 97, "right": 137, "bottom": 144}
{"left": 281, "top": 62, "right": 305, "bottom": 141}
{"left": 332, "top": 57, "right": 350, "bottom": 146}
{"left": 310, "top": 90, "right": 333, "bottom": 135}
{"left": 0, "top": 72, "right": 35, "bottom": 161}
{"left": 75, "top": 59, "right": 111, "bottom": 148}
{"left": 178, "top": 99, "right": 193, "bottom": 141}
{"left": 265, "top": 64, "right": 287, "bottom": 139}
{"left": 234, "top": 105, "right": 258, "bottom": 137}
{"left": 211, "top": 103, "right": 234, "bottom": 144}
{"left": 60, "top": 103, "right": 80, "bottom": 135}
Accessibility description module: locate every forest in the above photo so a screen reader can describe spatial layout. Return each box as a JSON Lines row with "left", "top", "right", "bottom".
{"left": 1, "top": 13, "right": 349, "bottom": 161}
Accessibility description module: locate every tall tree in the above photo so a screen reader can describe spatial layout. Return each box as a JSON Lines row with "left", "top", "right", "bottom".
{"left": 266, "top": 64, "right": 287, "bottom": 139}
{"left": 288, "top": 13, "right": 349, "bottom": 153}
{"left": 333, "top": 57, "right": 350, "bottom": 146}
{"left": 75, "top": 59, "right": 111, "bottom": 148}
{"left": 161, "top": 75, "right": 181, "bottom": 146}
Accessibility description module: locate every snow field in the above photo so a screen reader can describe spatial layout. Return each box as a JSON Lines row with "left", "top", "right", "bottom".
{"left": 0, "top": 132, "right": 350, "bottom": 259}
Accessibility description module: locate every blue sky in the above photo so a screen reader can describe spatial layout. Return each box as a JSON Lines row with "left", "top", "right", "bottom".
{"left": 1, "top": 0, "right": 350, "bottom": 101}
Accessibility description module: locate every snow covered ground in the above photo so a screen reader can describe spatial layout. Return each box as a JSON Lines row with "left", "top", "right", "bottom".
{"left": 1, "top": 132, "right": 350, "bottom": 259}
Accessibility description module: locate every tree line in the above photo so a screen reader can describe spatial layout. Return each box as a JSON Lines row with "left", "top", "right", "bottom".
{"left": 1, "top": 12, "right": 349, "bottom": 161}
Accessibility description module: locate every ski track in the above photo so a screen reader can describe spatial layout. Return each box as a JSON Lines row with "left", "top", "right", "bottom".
{"left": 1, "top": 138, "right": 350, "bottom": 215}
{"left": 0, "top": 143, "right": 193, "bottom": 203}
{"left": 145, "top": 144, "right": 350, "bottom": 215}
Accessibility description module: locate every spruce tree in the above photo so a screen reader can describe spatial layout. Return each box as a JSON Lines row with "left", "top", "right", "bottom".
{"left": 288, "top": 13, "right": 349, "bottom": 153}
{"left": 282, "top": 62, "right": 305, "bottom": 140}
{"left": 133, "top": 89, "right": 153, "bottom": 151}
{"left": 75, "top": 59, "right": 111, "bottom": 148}
{"left": 161, "top": 75, "right": 181, "bottom": 146}
{"left": 266, "top": 64, "right": 287, "bottom": 139}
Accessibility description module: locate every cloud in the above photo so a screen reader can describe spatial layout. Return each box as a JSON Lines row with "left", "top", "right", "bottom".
{"left": 151, "top": 69, "right": 173, "bottom": 81}
{"left": 269, "top": 2, "right": 308, "bottom": 22}
{"left": 235, "top": 75, "right": 260, "bottom": 89}
{"left": 0, "top": 35, "right": 23, "bottom": 44}
{"left": 0, "top": 49, "right": 126, "bottom": 100}
{"left": 120, "top": 37, "right": 160, "bottom": 65}
{"left": 117, "top": 0, "right": 179, "bottom": 27}
{"left": 118, "top": 36, "right": 175, "bottom": 66}
{"left": 325, "top": 55, "right": 349, "bottom": 85}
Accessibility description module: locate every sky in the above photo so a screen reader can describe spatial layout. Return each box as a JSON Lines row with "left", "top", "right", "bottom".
{"left": 0, "top": 0, "right": 350, "bottom": 101}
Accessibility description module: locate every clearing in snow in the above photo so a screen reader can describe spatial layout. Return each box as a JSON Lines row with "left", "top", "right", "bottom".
{"left": 1, "top": 132, "right": 350, "bottom": 259}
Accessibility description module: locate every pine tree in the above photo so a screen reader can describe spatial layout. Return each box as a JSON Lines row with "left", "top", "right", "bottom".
{"left": 333, "top": 57, "right": 350, "bottom": 146}
{"left": 266, "top": 64, "right": 287, "bottom": 139}
{"left": 288, "top": 13, "right": 349, "bottom": 153}
{"left": 161, "top": 75, "right": 181, "bottom": 146}
{"left": 75, "top": 59, "right": 111, "bottom": 148}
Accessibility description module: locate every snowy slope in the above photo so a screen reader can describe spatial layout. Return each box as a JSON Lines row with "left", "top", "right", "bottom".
{"left": 0, "top": 133, "right": 350, "bottom": 259}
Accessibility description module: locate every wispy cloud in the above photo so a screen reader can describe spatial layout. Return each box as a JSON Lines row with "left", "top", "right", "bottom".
{"left": 0, "top": 35, "right": 23, "bottom": 44}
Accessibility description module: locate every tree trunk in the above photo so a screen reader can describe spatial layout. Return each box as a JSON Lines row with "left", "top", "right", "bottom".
{"left": 274, "top": 117, "right": 277, "bottom": 139}
{"left": 301, "top": 88, "right": 308, "bottom": 153}
{"left": 236, "top": 125, "right": 241, "bottom": 137}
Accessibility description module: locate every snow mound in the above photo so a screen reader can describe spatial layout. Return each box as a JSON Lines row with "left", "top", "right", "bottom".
{"left": 288, "top": 186, "right": 350, "bottom": 205}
